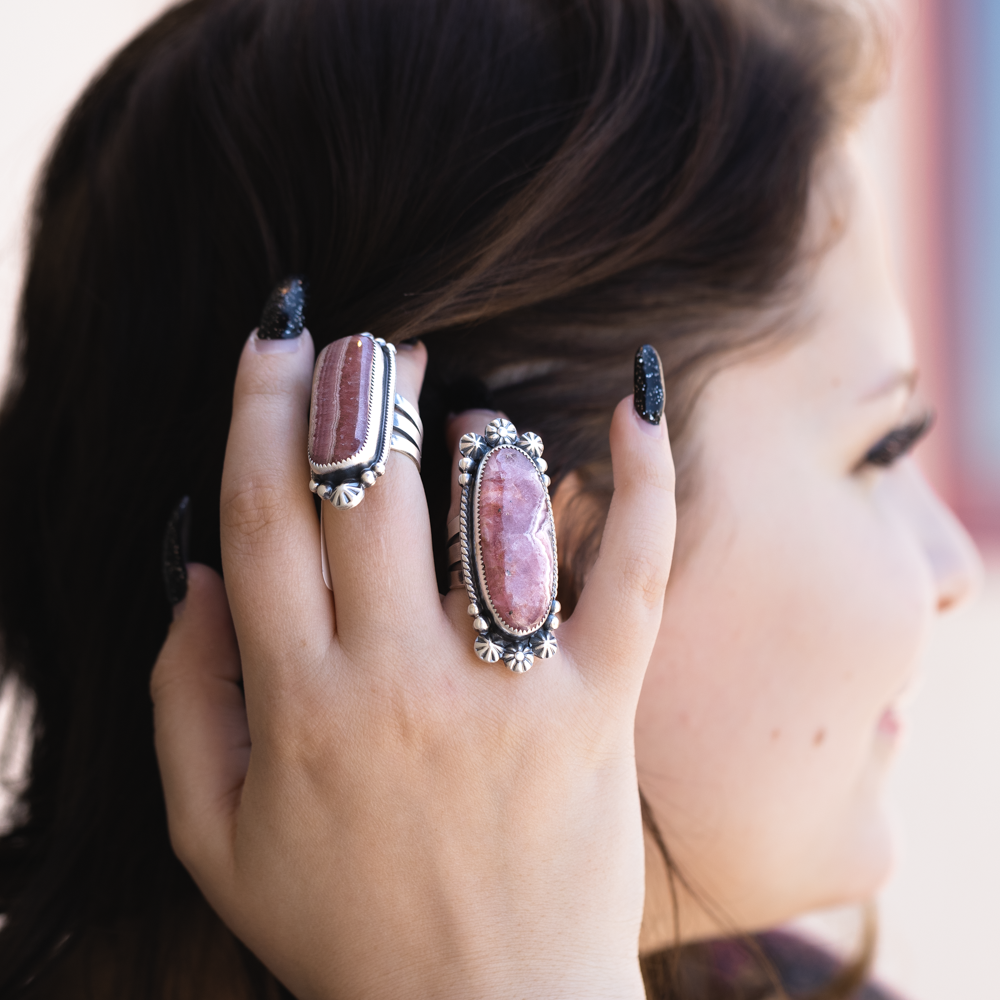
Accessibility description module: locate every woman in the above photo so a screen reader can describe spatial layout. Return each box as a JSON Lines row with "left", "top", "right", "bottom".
{"left": 0, "top": 0, "right": 979, "bottom": 996}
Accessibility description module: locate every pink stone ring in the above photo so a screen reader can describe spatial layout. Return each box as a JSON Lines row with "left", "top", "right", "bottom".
{"left": 307, "top": 333, "right": 423, "bottom": 510}
{"left": 454, "top": 417, "right": 560, "bottom": 672}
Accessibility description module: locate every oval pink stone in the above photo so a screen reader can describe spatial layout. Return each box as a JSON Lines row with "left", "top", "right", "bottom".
{"left": 477, "top": 447, "right": 555, "bottom": 633}
{"left": 309, "top": 334, "right": 375, "bottom": 465}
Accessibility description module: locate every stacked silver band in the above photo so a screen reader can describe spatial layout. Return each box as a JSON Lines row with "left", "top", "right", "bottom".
{"left": 390, "top": 392, "right": 423, "bottom": 470}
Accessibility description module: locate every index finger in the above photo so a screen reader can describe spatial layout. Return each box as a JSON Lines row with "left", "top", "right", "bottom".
{"left": 220, "top": 323, "right": 334, "bottom": 671}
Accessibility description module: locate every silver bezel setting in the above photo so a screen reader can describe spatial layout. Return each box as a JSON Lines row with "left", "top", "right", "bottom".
{"left": 308, "top": 334, "right": 397, "bottom": 509}
{"left": 458, "top": 418, "right": 559, "bottom": 672}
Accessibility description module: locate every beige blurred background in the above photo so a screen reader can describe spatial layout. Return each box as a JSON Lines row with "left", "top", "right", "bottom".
{"left": 0, "top": 2, "right": 997, "bottom": 998}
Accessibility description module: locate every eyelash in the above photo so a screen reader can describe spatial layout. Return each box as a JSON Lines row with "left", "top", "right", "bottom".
{"left": 861, "top": 410, "right": 935, "bottom": 469}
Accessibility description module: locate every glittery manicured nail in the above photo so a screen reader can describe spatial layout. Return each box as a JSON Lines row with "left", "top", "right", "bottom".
{"left": 258, "top": 277, "right": 306, "bottom": 340}
{"left": 633, "top": 344, "right": 664, "bottom": 425}
{"left": 162, "top": 496, "right": 191, "bottom": 607}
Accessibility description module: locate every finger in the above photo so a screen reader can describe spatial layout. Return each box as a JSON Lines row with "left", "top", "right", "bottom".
{"left": 322, "top": 340, "right": 443, "bottom": 644}
{"left": 562, "top": 394, "right": 676, "bottom": 694}
{"left": 151, "top": 564, "right": 247, "bottom": 885}
{"left": 220, "top": 327, "right": 334, "bottom": 666}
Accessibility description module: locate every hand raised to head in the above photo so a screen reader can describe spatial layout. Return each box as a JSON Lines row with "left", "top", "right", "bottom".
{"left": 151, "top": 285, "right": 675, "bottom": 1000}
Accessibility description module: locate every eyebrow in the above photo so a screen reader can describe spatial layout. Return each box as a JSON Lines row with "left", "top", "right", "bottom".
{"left": 860, "top": 367, "right": 918, "bottom": 402}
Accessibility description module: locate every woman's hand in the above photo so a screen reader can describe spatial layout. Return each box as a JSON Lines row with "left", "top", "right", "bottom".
{"left": 151, "top": 327, "right": 676, "bottom": 1000}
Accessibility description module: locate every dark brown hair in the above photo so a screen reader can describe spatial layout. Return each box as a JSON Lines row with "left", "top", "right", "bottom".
{"left": 0, "top": 0, "right": 885, "bottom": 995}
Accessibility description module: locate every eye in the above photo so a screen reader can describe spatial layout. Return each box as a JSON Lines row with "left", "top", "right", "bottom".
{"left": 860, "top": 410, "right": 935, "bottom": 469}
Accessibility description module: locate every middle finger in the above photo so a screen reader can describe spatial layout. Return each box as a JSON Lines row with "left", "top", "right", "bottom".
{"left": 318, "top": 339, "right": 443, "bottom": 646}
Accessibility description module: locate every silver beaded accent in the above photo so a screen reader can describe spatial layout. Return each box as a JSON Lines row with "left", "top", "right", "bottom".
{"left": 485, "top": 418, "right": 518, "bottom": 447}
{"left": 504, "top": 645, "right": 534, "bottom": 673}
{"left": 519, "top": 431, "right": 544, "bottom": 458}
{"left": 331, "top": 482, "right": 365, "bottom": 509}
{"left": 474, "top": 634, "right": 504, "bottom": 663}
{"left": 531, "top": 631, "right": 558, "bottom": 659}
{"left": 459, "top": 433, "right": 487, "bottom": 458}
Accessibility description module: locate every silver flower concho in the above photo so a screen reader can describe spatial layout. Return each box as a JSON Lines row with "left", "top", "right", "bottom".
{"left": 458, "top": 418, "right": 560, "bottom": 673}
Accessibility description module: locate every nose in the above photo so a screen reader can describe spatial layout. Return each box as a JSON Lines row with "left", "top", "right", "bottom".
{"left": 898, "top": 462, "right": 983, "bottom": 612}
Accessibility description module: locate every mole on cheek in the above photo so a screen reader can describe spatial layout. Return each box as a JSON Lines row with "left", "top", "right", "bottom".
{"left": 812, "top": 727, "right": 826, "bottom": 747}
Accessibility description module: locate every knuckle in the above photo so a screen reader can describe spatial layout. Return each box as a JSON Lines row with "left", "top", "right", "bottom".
{"left": 619, "top": 460, "right": 676, "bottom": 504}
{"left": 238, "top": 359, "right": 296, "bottom": 402}
{"left": 221, "top": 473, "right": 294, "bottom": 549}
{"left": 618, "top": 546, "right": 670, "bottom": 611}
{"left": 149, "top": 645, "right": 186, "bottom": 705}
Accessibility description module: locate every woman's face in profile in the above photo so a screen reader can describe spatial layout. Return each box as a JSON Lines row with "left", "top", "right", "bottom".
{"left": 634, "top": 144, "right": 982, "bottom": 943}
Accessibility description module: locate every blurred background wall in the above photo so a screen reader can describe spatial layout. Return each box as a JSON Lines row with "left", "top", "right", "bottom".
{"left": 0, "top": 2, "right": 996, "bottom": 998}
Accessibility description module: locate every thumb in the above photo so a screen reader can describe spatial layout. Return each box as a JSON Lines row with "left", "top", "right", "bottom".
{"left": 151, "top": 562, "right": 247, "bottom": 883}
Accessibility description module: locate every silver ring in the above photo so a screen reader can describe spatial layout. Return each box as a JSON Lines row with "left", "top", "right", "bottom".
{"left": 390, "top": 431, "right": 421, "bottom": 469}
{"left": 394, "top": 392, "right": 424, "bottom": 438}
{"left": 455, "top": 417, "right": 559, "bottom": 673}
{"left": 308, "top": 333, "right": 408, "bottom": 510}
{"left": 390, "top": 390, "right": 423, "bottom": 468}
{"left": 391, "top": 408, "right": 421, "bottom": 447}
{"left": 447, "top": 516, "right": 464, "bottom": 590}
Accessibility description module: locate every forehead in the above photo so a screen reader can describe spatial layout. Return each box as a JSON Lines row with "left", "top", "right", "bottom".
{"left": 781, "top": 143, "right": 914, "bottom": 404}
{"left": 701, "top": 143, "right": 915, "bottom": 431}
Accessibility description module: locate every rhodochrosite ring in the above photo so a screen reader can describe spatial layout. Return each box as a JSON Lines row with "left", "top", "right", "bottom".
{"left": 308, "top": 333, "right": 423, "bottom": 509}
{"left": 456, "top": 418, "right": 560, "bottom": 673}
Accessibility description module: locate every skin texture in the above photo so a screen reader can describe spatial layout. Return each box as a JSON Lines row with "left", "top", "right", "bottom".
{"left": 636, "top": 145, "right": 982, "bottom": 950}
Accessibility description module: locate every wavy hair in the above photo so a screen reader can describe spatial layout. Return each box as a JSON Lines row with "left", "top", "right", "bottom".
{"left": 0, "top": 0, "right": 886, "bottom": 995}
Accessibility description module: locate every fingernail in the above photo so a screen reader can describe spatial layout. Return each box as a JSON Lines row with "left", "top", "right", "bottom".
{"left": 634, "top": 344, "right": 664, "bottom": 427}
{"left": 258, "top": 277, "right": 306, "bottom": 340}
{"left": 162, "top": 496, "right": 191, "bottom": 610}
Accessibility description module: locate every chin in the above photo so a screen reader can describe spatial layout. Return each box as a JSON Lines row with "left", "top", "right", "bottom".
{"left": 813, "top": 800, "right": 896, "bottom": 911}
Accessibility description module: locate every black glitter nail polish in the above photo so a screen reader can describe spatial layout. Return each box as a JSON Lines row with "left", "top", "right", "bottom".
{"left": 633, "top": 344, "right": 664, "bottom": 425}
{"left": 162, "top": 496, "right": 191, "bottom": 607}
{"left": 258, "top": 277, "right": 306, "bottom": 339}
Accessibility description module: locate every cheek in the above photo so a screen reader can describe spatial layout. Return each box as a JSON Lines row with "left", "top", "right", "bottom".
{"left": 635, "top": 477, "right": 935, "bottom": 916}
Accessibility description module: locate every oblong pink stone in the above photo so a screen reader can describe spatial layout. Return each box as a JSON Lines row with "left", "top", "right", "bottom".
{"left": 477, "top": 448, "right": 555, "bottom": 633}
{"left": 309, "top": 335, "right": 375, "bottom": 465}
